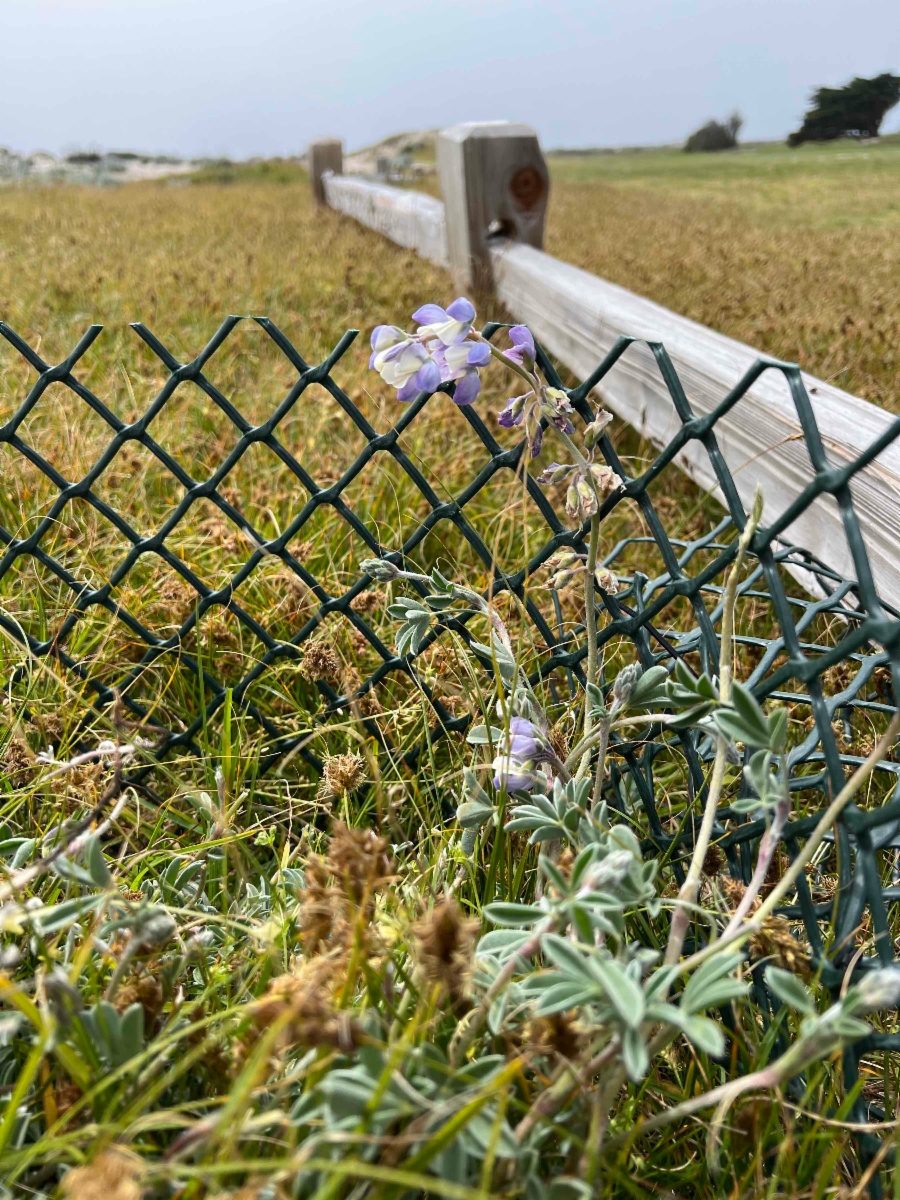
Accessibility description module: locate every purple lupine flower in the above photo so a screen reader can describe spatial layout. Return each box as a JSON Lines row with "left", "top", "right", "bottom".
{"left": 503, "top": 325, "right": 536, "bottom": 369}
{"left": 369, "top": 324, "right": 409, "bottom": 368}
{"left": 371, "top": 328, "right": 441, "bottom": 401}
{"left": 492, "top": 716, "right": 546, "bottom": 793}
{"left": 497, "top": 392, "right": 533, "bottom": 429}
{"left": 434, "top": 340, "right": 492, "bottom": 406}
{"left": 413, "top": 297, "right": 477, "bottom": 346}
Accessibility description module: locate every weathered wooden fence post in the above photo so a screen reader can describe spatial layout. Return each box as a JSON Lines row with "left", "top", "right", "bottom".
{"left": 437, "top": 121, "right": 549, "bottom": 293}
{"left": 308, "top": 138, "right": 343, "bottom": 207}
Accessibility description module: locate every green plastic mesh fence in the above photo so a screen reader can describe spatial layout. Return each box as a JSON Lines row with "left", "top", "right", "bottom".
{"left": 3, "top": 314, "right": 900, "bottom": 1180}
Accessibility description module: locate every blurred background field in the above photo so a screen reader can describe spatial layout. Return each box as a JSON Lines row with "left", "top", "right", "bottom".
{"left": 546, "top": 138, "right": 900, "bottom": 410}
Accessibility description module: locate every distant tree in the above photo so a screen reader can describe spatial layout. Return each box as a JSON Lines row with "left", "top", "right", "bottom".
{"left": 684, "top": 111, "right": 743, "bottom": 153}
{"left": 788, "top": 73, "right": 900, "bottom": 146}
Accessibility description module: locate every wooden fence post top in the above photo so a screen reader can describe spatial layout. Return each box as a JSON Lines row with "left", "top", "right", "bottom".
{"left": 308, "top": 138, "right": 343, "bottom": 208}
{"left": 437, "top": 121, "right": 549, "bottom": 293}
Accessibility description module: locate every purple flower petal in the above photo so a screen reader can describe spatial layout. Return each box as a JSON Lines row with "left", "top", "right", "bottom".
{"left": 466, "top": 343, "right": 492, "bottom": 367}
{"left": 412, "top": 303, "right": 447, "bottom": 324}
{"left": 414, "top": 358, "right": 441, "bottom": 393}
{"left": 530, "top": 425, "right": 544, "bottom": 458}
{"left": 451, "top": 370, "right": 481, "bottom": 407}
{"left": 396, "top": 378, "right": 419, "bottom": 403}
{"left": 446, "top": 297, "right": 476, "bottom": 322}
{"left": 497, "top": 405, "right": 522, "bottom": 429}
{"left": 493, "top": 757, "right": 535, "bottom": 793}
{"left": 509, "top": 325, "right": 535, "bottom": 357}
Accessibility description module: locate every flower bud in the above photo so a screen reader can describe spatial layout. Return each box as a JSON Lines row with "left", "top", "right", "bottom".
{"left": 566, "top": 484, "right": 579, "bottom": 518}
{"left": 536, "top": 463, "right": 573, "bottom": 486}
{"left": 548, "top": 550, "right": 581, "bottom": 571}
{"left": 612, "top": 663, "right": 643, "bottom": 706}
{"left": 589, "top": 463, "right": 624, "bottom": 494}
{"left": 852, "top": 967, "right": 900, "bottom": 1013}
{"left": 576, "top": 478, "right": 598, "bottom": 518}
{"left": 584, "top": 408, "right": 613, "bottom": 448}
{"left": 360, "top": 558, "right": 401, "bottom": 582}
{"left": 549, "top": 567, "right": 579, "bottom": 590}
{"left": 594, "top": 565, "right": 619, "bottom": 594}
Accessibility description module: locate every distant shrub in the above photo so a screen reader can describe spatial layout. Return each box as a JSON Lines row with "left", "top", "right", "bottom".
{"left": 685, "top": 111, "right": 743, "bottom": 153}
{"left": 788, "top": 73, "right": 900, "bottom": 146}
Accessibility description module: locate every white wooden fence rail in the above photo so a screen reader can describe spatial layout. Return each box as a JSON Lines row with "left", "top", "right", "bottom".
{"left": 322, "top": 173, "right": 448, "bottom": 267}
{"left": 315, "top": 143, "right": 900, "bottom": 608}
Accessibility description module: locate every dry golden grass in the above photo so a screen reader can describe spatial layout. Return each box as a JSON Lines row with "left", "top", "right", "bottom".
{"left": 548, "top": 139, "right": 900, "bottom": 409}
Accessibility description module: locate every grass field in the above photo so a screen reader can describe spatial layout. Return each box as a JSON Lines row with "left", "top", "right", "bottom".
{"left": 547, "top": 138, "right": 900, "bottom": 410}
{"left": 1, "top": 148, "right": 899, "bottom": 1197}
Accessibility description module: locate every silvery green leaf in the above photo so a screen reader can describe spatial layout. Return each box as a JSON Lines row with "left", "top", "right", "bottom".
{"left": 87, "top": 836, "right": 113, "bottom": 889}
{"left": 0, "top": 1013, "right": 23, "bottom": 1046}
{"left": 765, "top": 965, "right": 815, "bottom": 1014}
{"left": 483, "top": 902, "right": 544, "bottom": 928}
{"left": 460, "top": 829, "right": 477, "bottom": 856}
{"left": 119, "top": 1002, "right": 144, "bottom": 1059}
{"left": 589, "top": 955, "right": 645, "bottom": 1028}
{"left": 547, "top": 1180, "right": 593, "bottom": 1200}
{"left": 542, "top": 934, "right": 596, "bottom": 982}
{"left": 50, "top": 856, "right": 96, "bottom": 886}
{"left": 829, "top": 1014, "right": 871, "bottom": 1040}
{"left": 456, "top": 798, "right": 494, "bottom": 831}
{"left": 768, "top": 706, "right": 788, "bottom": 753}
{"left": 628, "top": 664, "right": 670, "bottom": 709}
{"left": 681, "top": 952, "right": 746, "bottom": 1014}
{"left": 530, "top": 826, "right": 568, "bottom": 845}
{"left": 466, "top": 725, "right": 504, "bottom": 746}
{"left": 31, "top": 895, "right": 103, "bottom": 935}
{"left": 539, "top": 860, "right": 570, "bottom": 898}
{"left": 621, "top": 1026, "right": 649, "bottom": 1081}
{"left": 713, "top": 708, "right": 766, "bottom": 749}
{"left": 644, "top": 965, "right": 678, "bottom": 999}
{"left": 10, "top": 839, "right": 35, "bottom": 869}
{"left": 680, "top": 1014, "right": 726, "bottom": 1057}
{"left": 534, "top": 982, "right": 600, "bottom": 1016}
{"left": 569, "top": 845, "right": 600, "bottom": 888}
{"left": 320, "top": 1070, "right": 376, "bottom": 1119}
{"left": 730, "top": 682, "right": 771, "bottom": 744}
{"left": 487, "top": 991, "right": 509, "bottom": 1035}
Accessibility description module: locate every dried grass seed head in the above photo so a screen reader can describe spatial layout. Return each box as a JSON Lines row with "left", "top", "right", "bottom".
{"left": 318, "top": 752, "right": 367, "bottom": 801}
{"left": 413, "top": 896, "right": 479, "bottom": 1001}
{"left": 299, "top": 638, "right": 341, "bottom": 682}
{"left": 327, "top": 819, "right": 395, "bottom": 906}
{"left": 61, "top": 1148, "right": 145, "bottom": 1200}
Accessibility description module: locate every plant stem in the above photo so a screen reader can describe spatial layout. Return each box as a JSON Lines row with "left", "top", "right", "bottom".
{"left": 664, "top": 490, "right": 761, "bottom": 967}
{"left": 720, "top": 789, "right": 790, "bottom": 939}
{"left": 682, "top": 710, "right": 900, "bottom": 975}
{"left": 578, "top": 513, "right": 602, "bottom": 781}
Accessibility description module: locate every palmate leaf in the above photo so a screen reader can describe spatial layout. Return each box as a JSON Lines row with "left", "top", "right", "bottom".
{"left": 585, "top": 950, "right": 648, "bottom": 1027}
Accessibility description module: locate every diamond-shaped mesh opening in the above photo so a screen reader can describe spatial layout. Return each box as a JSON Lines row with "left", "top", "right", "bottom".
{"left": 4, "top": 312, "right": 900, "bottom": 1180}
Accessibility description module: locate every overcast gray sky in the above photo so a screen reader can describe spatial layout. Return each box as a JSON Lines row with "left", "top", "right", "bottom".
{"left": 3, "top": 0, "right": 899, "bottom": 158}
